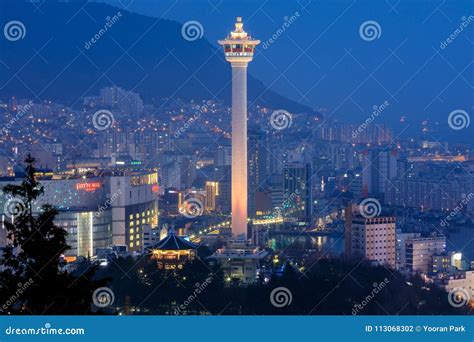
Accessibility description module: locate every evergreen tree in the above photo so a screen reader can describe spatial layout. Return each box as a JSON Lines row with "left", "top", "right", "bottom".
{"left": 0, "top": 155, "right": 101, "bottom": 314}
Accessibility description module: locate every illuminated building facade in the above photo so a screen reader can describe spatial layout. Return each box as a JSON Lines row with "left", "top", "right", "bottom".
{"left": 248, "top": 129, "right": 267, "bottom": 218}
{"left": 109, "top": 171, "right": 159, "bottom": 252}
{"left": 159, "top": 188, "right": 180, "bottom": 216}
{"left": 405, "top": 235, "right": 446, "bottom": 274}
{"left": 208, "top": 240, "right": 268, "bottom": 284}
{"left": 446, "top": 271, "right": 474, "bottom": 306}
{"left": 205, "top": 181, "right": 219, "bottom": 212}
{"left": 432, "top": 253, "right": 451, "bottom": 275}
{"left": 0, "top": 170, "right": 159, "bottom": 256}
{"left": 283, "top": 162, "right": 312, "bottom": 223}
{"left": 348, "top": 215, "right": 397, "bottom": 268}
{"left": 0, "top": 175, "right": 112, "bottom": 257}
{"left": 218, "top": 17, "right": 260, "bottom": 238}
{"left": 385, "top": 177, "right": 469, "bottom": 212}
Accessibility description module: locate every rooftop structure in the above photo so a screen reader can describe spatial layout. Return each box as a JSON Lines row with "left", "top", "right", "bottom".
{"left": 149, "top": 230, "right": 197, "bottom": 270}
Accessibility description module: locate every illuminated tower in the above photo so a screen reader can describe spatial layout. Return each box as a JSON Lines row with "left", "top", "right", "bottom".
{"left": 218, "top": 17, "right": 260, "bottom": 238}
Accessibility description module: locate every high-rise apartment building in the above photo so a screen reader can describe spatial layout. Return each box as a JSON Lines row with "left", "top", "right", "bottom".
{"left": 283, "top": 163, "right": 312, "bottom": 223}
{"left": 205, "top": 181, "right": 219, "bottom": 212}
{"left": 248, "top": 129, "right": 267, "bottom": 218}
{"left": 362, "top": 148, "right": 398, "bottom": 197}
{"left": 99, "top": 86, "right": 143, "bottom": 116}
{"left": 347, "top": 215, "right": 397, "bottom": 268}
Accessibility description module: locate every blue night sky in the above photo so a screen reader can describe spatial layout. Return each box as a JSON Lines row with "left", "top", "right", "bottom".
{"left": 101, "top": 0, "right": 473, "bottom": 140}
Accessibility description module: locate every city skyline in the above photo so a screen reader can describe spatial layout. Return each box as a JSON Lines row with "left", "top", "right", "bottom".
{"left": 0, "top": 0, "right": 473, "bottom": 325}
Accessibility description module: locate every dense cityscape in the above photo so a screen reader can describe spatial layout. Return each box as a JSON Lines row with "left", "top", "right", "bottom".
{"left": 0, "top": 0, "right": 472, "bottom": 318}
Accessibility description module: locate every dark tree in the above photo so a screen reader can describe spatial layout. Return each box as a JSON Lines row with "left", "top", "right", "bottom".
{"left": 0, "top": 155, "right": 101, "bottom": 314}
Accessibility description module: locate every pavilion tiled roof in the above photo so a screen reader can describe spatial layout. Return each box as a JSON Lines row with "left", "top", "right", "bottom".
{"left": 151, "top": 231, "right": 197, "bottom": 251}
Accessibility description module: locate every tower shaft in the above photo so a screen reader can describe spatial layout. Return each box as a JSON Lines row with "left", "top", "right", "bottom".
{"left": 218, "top": 17, "right": 259, "bottom": 239}
{"left": 231, "top": 63, "right": 248, "bottom": 237}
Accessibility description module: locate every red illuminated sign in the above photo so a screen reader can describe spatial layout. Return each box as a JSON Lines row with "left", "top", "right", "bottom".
{"left": 76, "top": 182, "right": 102, "bottom": 192}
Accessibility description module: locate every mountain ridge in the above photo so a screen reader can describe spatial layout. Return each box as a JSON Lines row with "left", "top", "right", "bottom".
{"left": 0, "top": 1, "right": 315, "bottom": 114}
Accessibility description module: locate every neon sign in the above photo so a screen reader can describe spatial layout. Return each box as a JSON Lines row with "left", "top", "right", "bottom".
{"left": 76, "top": 182, "right": 102, "bottom": 192}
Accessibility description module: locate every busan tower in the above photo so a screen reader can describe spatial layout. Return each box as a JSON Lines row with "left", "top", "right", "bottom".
{"left": 218, "top": 17, "right": 260, "bottom": 238}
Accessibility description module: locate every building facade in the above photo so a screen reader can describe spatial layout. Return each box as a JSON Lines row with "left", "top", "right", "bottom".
{"left": 362, "top": 148, "right": 398, "bottom": 197}
{"left": 348, "top": 215, "right": 396, "bottom": 268}
{"left": 283, "top": 163, "right": 312, "bottom": 224}
{"left": 0, "top": 170, "right": 159, "bottom": 256}
{"left": 405, "top": 235, "right": 446, "bottom": 274}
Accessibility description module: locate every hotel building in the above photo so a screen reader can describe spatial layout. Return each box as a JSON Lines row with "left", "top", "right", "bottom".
{"left": 0, "top": 170, "right": 158, "bottom": 256}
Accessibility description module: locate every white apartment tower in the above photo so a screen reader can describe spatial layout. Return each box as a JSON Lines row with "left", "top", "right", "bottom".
{"left": 349, "top": 215, "right": 397, "bottom": 268}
